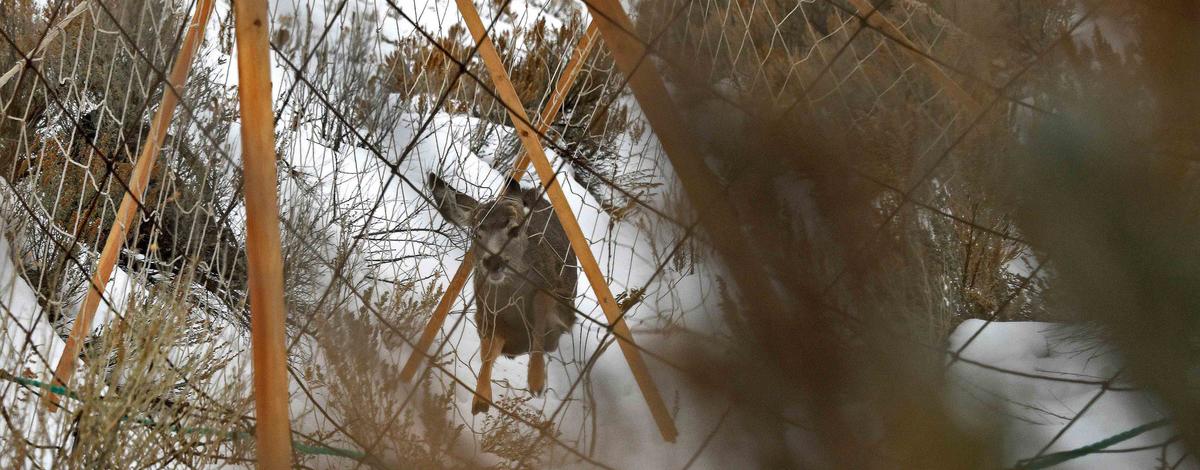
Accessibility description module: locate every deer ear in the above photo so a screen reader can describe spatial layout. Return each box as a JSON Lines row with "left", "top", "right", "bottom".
{"left": 503, "top": 176, "right": 524, "bottom": 195}
{"left": 520, "top": 184, "right": 540, "bottom": 209}
{"left": 428, "top": 173, "right": 478, "bottom": 227}
{"left": 501, "top": 176, "right": 541, "bottom": 212}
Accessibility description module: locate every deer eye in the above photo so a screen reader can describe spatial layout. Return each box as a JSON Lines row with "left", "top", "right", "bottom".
{"left": 507, "top": 226, "right": 520, "bottom": 238}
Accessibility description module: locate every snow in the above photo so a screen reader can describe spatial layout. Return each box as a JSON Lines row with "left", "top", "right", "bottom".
{"left": 1070, "top": 2, "right": 1137, "bottom": 61}
{"left": 0, "top": 221, "right": 68, "bottom": 376}
{"left": 946, "top": 320, "right": 1194, "bottom": 469}
{"left": 0, "top": 220, "right": 69, "bottom": 468}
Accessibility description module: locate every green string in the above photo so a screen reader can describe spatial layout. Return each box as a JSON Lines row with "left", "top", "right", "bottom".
{"left": 1016, "top": 419, "right": 1170, "bottom": 469}
{"left": 0, "top": 371, "right": 366, "bottom": 461}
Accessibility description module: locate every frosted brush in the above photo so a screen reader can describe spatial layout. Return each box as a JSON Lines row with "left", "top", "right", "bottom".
{"left": 428, "top": 173, "right": 578, "bottom": 414}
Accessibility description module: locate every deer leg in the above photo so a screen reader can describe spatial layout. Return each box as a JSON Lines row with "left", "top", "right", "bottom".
{"left": 528, "top": 292, "right": 553, "bottom": 396}
{"left": 528, "top": 349, "right": 545, "bottom": 397}
{"left": 472, "top": 333, "right": 506, "bottom": 415}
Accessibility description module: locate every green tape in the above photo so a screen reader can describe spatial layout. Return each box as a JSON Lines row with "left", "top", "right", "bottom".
{"left": 1016, "top": 419, "right": 1170, "bottom": 469}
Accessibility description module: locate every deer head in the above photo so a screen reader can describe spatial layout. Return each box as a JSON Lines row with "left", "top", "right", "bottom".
{"left": 428, "top": 173, "right": 539, "bottom": 284}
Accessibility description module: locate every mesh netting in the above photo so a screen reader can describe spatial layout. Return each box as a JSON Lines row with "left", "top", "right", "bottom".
{"left": 0, "top": 0, "right": 1089, "bottom": 467}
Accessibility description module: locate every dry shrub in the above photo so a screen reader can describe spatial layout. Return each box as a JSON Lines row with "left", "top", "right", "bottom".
{"left": 638, "top": 0, "right": 1040, "bottom": 348}
{"left": 379, "top": 6, "right": 654, "bottom": 216}
{"left": 306, "top": 283, "right": 457, "bottom": 468}
{"left": 3, "top": 0, "right": 245, "bottom": 330}
{"left": 608, "top": 0, "right": 1086, "bottom": 467}
{"left": 604, "top": 0, "right": 1200, "bottom": 466}
{"left": 1005, "top": 0, "right": 1200, "bottom": 454}
{"left": 0, "top": 281, "right": 253, "bottom": 468}
{"left": 272, "top": 8, "right": 393, "bottom": 153}
{"left": 307, "top": 277, "right": 551, "bottom": 468}
{"left": 479, "top": 395, "right": 556, "bottom": 469}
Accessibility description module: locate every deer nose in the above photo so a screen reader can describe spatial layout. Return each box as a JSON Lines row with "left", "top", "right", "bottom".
{"left": 482, "top": 255, "right": 506, "bottom": 272}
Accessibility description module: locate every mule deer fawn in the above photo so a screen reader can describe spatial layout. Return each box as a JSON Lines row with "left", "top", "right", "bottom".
{"left": 428, "top": 173, "right": 578, "bottom": 414}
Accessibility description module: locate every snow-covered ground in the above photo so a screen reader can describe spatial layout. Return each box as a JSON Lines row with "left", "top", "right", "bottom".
{"left": 947, "top": 320, "right": 1191, "bottom": 469}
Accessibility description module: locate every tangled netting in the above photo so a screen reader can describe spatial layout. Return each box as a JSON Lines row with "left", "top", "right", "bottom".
{"left": 0, "top": 0, "right": 1074, "bottom": 467}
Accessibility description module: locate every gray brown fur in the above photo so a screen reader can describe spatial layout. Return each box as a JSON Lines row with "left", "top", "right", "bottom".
{"left": 428, "top": 173, "right": 578, "bottom": 357}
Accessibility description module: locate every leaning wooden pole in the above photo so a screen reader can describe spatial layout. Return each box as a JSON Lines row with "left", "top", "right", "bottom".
{"left": 48, "top": 0, "right": 214, "bottom": 409}
{"left": 399, "top": 21, "right": 601, "bottom": 382}
{"left": 233, "top": 0, "right": 294, "bottom": 466}
{"left": 453, "top": 0, "right": 678, "bottom": 442}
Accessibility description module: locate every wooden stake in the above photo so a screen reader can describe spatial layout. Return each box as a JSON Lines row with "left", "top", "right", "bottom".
{"left": 399, "top": 21, "right": 600, "bottom": 382}
{"left": 845, "top": 0, "right": 979, "bottom": 112}
{"left": 233, "top": 0, "right": 294, "bottom": 466}
{"left": 453, "top": 0, "right": 678, "bottom": 442}
{"left": 48, "top": 0, "right": 215, "bottom": 409}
